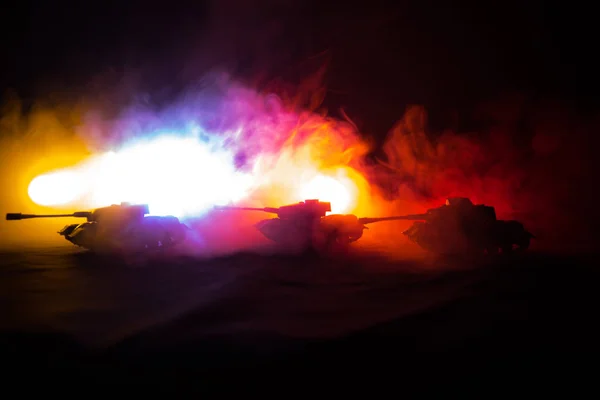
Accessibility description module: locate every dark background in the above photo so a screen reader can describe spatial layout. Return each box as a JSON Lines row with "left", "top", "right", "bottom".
{"left": 2, "top": 0, "right": 598, "bottom": 140}
{"left": 1, "top": 2, "right": 600, "bottom": 392}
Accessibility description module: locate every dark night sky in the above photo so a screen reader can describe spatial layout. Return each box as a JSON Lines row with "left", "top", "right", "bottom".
{"left": 1, "top": 0, "right": 598, "bottom": 139}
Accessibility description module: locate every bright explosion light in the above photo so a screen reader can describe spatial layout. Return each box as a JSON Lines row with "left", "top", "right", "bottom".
{"left": 27, "top": 132, "right": 364, "bottom": 219}
{"left": 299, "top": 173, "right": 357, "bottom": 214}
{"left": 27, "top": 135, "right": 255, "bottom": 219}
{"left": 28, "top": 171, "right": 87, "bottom": 206}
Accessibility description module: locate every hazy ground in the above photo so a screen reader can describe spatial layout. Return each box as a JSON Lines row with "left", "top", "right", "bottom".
{"left": 0, "top": 243, "right": 467, "bottom": 346}
{"left": 1, "top": 243, "right": 598, "bottom": 393}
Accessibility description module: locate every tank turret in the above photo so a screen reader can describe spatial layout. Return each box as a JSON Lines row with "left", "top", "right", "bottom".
{"left": 5, "top": 203, "right": 188, "bottom": 254}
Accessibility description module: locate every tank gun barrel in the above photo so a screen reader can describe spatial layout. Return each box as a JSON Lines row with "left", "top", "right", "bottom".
{"left": 214, "top": 206, "right": 279, "bottom": 214}
{"left": 6, "top": 211, "right": 92, "bottom": 221}
{"left": 358, "top": 214, "right": 429, "bottom": 225}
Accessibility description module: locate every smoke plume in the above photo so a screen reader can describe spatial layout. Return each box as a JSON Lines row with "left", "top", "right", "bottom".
{"left": 1, "top": 0, "right": 597, "bottom": 256}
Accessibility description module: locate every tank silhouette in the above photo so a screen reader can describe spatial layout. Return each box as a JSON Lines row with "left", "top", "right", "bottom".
{"left": 216, "top": 197, "right": 535, "bottom": 255}
{"left": 398, "top": 197, "right": 535, "bottom": 255}
{"left": 215, "top": 199, "right": 413, "bottom": 251}
{"left": 6, "top": 203, "right": 189, "bottom": 254}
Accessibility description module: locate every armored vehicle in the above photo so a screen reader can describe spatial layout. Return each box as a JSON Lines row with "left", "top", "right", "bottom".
{"left": 399, "top": 197, "right": 535, "bottom": 255}
{"left": 216, "top": 199, "right": 413, "bottom": 251}
{"left": 6, "top": 203, "right": 189, "bottom": 254}
{"left": 217, "top": 197, "right": 535, "bottom": 255}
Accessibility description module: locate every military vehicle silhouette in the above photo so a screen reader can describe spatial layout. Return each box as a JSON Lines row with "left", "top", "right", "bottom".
{"left": 6, "top": 203, "right": 189, "bottom": 254}
{"left": 217, "top": 197, "right": 535, "bottom": 255}
{"left": 399, "top": 197, "right": 535, "bottom": 255}
{"left": 216, "top": 199, "right": 412, "bottom": 251}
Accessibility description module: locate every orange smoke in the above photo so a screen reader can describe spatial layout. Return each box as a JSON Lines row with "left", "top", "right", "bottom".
{"left": 12, "top": 71, "right": 380, "bottom": 222}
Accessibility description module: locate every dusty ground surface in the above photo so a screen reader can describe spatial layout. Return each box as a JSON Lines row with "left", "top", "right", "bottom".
{"left": 0, "top": 244, "right": 598, "bottom": 394}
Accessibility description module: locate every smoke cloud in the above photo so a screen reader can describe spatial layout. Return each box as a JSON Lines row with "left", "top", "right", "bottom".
{"left": 364, "top": 95, "right": 599, "bottom": 254}
{"left": 1, "top": 76, "right": 597, "bottom": 256}
{"left": 0, "top": 0, "right": 597, "bottom": 257}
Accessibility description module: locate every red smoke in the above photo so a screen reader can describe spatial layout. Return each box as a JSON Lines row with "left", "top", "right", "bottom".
{"left": 366, "top": 93, "right": 598, "bottom": 254}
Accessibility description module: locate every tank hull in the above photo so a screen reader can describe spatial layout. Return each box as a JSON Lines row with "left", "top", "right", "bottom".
{"left": 402, "top": 219, "right": 534, "bottom": 255}
{"left": 254, "top": 215, "right": 366, "bottom": 252}
{"left": 57, "top": 216, "right": 189, "bottom": 253}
